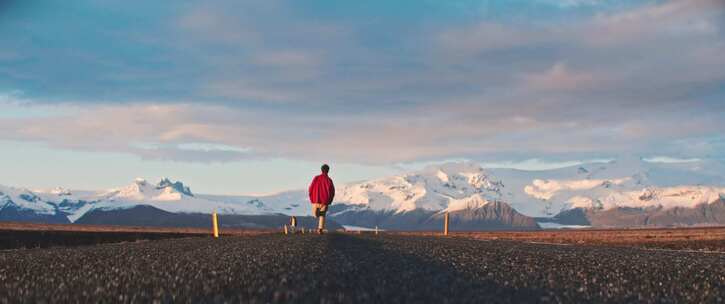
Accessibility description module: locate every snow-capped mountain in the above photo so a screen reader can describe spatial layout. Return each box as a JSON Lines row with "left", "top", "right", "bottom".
{"left": 2, "top": 158, "right": 724, "bottom": 229}
{"left": 485, "top": 157, "right": 725, "bottom": 227}
{"left": 198, "top": 190, "right": 309, "bottom": 216}
{"left": 527, "top": 181, "right": 725, "bottom": 211}
{"left": 334, "top": 162, "right": 504, "bottom": 213}
{"left": 0, "top": 184, "right": 69, "bottom": 223}
{"left": 325, "top": 159, "right": 725, "bottom": 229}
{"left": 0, "top": 178, "right": 269, "bottom": 224}
{"left": 327, "top": 163, "right": 539, "bottom": 230}
{"left": 482, "top": 157, "right": 725, "bottom": 218}
{"left": 89, "top": 178, "right": 265, "bottom": 217}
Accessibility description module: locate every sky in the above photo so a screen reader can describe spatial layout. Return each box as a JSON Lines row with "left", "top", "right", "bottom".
{"left": 0, "top": 0, "right": 723, "bottom": 194}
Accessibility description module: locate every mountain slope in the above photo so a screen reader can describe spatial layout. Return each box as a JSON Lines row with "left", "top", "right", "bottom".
{"left": 545, "top": 199, "right": 725, "bottom": 228}
{"left": 0, "top": 185, "right": 71, "bottom": 224}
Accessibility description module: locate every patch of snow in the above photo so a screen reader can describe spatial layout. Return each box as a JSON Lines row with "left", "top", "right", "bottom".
{"left": 65, "top": 202, "right": 97, "bottom": 222}
{"left": 49, "top": 187, "right": 72, "bottom": 196}
{"left": 444, "top": 194, "right": 490, "bottom": 212}
{"left": 566, "top": 196, "right": 595, "bottom": 209}
{"left": 537, "top": 222, "right": 591, "bottom": 229}
{"left": 342, "top": 225, "right": 380, "bottom": 231}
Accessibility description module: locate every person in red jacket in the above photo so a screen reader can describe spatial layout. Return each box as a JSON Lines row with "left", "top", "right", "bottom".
{"left": 309, "top": 164, "right": 335, "bottom": 234}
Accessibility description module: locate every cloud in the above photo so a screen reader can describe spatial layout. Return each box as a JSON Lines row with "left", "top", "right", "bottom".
{"left": 1, "top": 96, "right": 723, "bottom": 164}
{"left": 522, "top": 63, "right": 597, "bottom": 91}
{"left": 533, "top": 0, "right": 606, "bottom": 8}
{"left": 202, "top": 81, "right": 297, "bottom": 103}
{"left": 642, "top": 156, "right": 702, "bottom": 164}
{"left": 253, "top": 51, "right": 320, "bottom": 67}
{"left": 586, "top": 0, "right": 723, "bottom": 46}
{"left": 481, "top": 158, "right": 614, "bottom": 171}
{"left": 0, "top": 0, "right": 723, "bottom": 164}
{"left": 0, "top": 104, "right": 244, "bottom": 161}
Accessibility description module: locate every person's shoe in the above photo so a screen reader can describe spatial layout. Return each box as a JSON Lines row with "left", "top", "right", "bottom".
{"left": 317, "top": 229, "right": 324, "bottom": 235}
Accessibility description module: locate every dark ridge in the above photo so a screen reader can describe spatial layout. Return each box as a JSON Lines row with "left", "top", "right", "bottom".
{"left": 0, "top": 205, "right": 70, "bottom": 224}
{"left": 75, "top": 205, "right": 342, "bottom": 230}
{"left": 329, "top": 201, "right": 540, "bottom": 231}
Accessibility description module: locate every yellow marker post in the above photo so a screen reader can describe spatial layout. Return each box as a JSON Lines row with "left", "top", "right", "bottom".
{"left": 284, "top": 224, "right": 289, "bottom": 235}
{"left": 212, "top": 211, "right": 219, "bottom": 238}
{"left": 444, "top": 212, "right": 449, "bottom": 236}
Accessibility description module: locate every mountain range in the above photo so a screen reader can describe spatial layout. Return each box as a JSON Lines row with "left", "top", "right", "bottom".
{"left": 1, "top": 158, "right": 724, "bottom": 230}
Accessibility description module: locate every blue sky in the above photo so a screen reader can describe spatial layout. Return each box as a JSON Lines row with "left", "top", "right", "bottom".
{"left": 0, "top": 0, "right": 723, "bottom": 194}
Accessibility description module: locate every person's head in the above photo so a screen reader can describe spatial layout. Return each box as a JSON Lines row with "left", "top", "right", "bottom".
{"left": 321, "top": 164, "right": 330, "bottom": 174}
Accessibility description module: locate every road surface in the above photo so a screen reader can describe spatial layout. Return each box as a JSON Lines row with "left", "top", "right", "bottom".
{"left": 0, "top": 233, "right": 723, "bottom": 303}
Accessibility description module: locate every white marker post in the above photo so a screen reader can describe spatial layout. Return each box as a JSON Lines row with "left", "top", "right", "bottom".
{"left": 290, "top": 216, "right": 297, "bottom": 234}
{"left": 444, "top": 212, "right": 449, "bottom": 236}
{"left": 284, "top": 224, "right": 289, "bottom": 235}
{"left": 212, "top": 211, "right": 219, "bottom": 238}
{"left": 375, "top": 226, "right": 379, "bottom": 235}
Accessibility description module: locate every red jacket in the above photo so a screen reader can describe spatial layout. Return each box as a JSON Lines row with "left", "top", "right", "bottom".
{"left": 309, "top": 173, "right": 335, "bottom": 205}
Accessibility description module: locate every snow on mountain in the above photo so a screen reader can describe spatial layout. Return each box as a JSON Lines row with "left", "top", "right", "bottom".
{"left": 486, "top": 157, "right": 725, "bottom": 217}
{"left": 86, "top": 178, "right": 264, "bottom": 217}
{"left": 444, "top": 194, "right": 491, "bottom": 212}
{"left": 199, "top": 190, "right": 309, "bottom": 216}
{"left": 2, "top": 157, "right": 724, "bottom": 228}
{"left": 510, "top": 159, "right": 725, "bottom": 216}
{"left": 48, "top": 187, "right": 73, "bottom": 196}
{"left": 555, "top": 185, "right": 725, "bottom": 211}
{"left": 325, "top": 162, "right": 541, "bottom": 230}
{"left": 1, "top": 178, "right": 270, "bottom": 223}
{"left": 0, "top": 185, "right": 57, "bottom": 215}
{"left": 524, "top": 178, "right": 631, "bottom": 201}
{"left": 333, "top": 162, "right": 503, "bottom": 213}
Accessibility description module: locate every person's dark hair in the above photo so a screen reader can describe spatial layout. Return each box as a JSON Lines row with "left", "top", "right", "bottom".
{"left": 321, "top": 164, "right": 330, "bottom": 173}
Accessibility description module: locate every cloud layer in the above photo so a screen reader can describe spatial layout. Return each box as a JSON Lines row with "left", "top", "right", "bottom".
{"left": 0, "top": 0, "right": 723, "bottom": 164}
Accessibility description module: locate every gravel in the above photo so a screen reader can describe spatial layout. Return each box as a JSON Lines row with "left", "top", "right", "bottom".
{"left": 0, "top": 233, "right": 723, "bottom": 303}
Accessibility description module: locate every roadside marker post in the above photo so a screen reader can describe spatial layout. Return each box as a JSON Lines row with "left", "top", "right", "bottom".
{"left": 375, "top": 226, "right": 379, "bottom": 235}
{"left": 290, "top": 216, "right": 297, "bottom": 234}
{"left": 444, "top": 212, "right": 449, "bottom": 236}
{"left": 212, "top": 211, "right": 219, "bottom": 238}
{"left": 284, "top": 224, "right": 289, "bottom": 235}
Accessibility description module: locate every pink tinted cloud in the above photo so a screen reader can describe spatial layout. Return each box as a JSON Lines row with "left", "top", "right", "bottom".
{"left": 522, "top": 63, "right": 597, "bottom": 92}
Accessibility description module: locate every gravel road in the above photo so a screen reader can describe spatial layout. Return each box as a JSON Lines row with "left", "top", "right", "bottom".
{"left": 0, "top": 233, "right": 723, "bottom": 303}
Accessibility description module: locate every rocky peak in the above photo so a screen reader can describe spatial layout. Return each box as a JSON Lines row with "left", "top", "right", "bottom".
{"left": 156, "top": 178, "right": 194, "bottom": 197}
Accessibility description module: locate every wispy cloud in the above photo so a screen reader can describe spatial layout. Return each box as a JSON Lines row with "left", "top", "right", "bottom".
{"left": 642, "top": 156, "right": 702, "bottom": 164}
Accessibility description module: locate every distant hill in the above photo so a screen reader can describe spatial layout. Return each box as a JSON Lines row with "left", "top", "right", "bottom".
{"left": 76, "top": 205, "right": 341, "bottom": 230}
{"left": 542, "top": 199, "right": 725, "bottom": 228}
